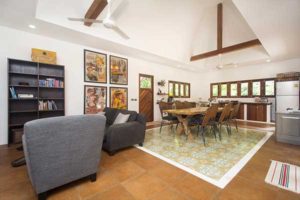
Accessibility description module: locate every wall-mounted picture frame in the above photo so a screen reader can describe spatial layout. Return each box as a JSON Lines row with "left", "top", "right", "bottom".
{"left": 84, "top": 49, "right": 107, "bottom": 83}
{"left": 110, "top": 87, "right": 128, "bottom": 109}
{"left": 110, "top": 55, "right": 128, "bottom": 85}
{"left": 84, "top": 85, "right": 107, "bottom": 114}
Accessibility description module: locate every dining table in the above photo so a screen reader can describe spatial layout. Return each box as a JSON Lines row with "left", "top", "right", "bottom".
{"left": 163, "top": 107, "right": 223, "bottom": 139}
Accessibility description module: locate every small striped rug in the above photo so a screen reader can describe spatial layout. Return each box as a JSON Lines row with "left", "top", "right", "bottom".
{"left": 265, "top": 160, "right": 300, "bottom": 193}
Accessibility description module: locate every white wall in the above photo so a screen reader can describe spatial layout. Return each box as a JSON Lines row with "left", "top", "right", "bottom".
{"left": 0, "top": 26, "right": 200, "bottom": 145}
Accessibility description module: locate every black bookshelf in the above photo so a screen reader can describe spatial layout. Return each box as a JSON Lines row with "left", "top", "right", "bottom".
{"left": 8, "top": 58, "right": 65, "bottom": 144}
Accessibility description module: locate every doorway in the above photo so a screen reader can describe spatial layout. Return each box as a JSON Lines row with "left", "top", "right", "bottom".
{"left": 139, "top": 74, "right": 154, "bottom": 122}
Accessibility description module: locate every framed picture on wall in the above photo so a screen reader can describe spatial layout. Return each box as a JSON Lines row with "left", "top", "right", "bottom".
{"left": 110, "top": 87, "right": 128, "bottom": 109}
{"left": 84, "top": 85, "right": 107, "bottom": 114}
{"left": 110, "top": 55, "right": 128, "bottom": 85}
{"left": 84, "top": 49, "right": 107, "bottom": 83}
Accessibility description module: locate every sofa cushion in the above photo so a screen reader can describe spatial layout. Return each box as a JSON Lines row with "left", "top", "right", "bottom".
{"left": 119, "top": 110, "right": 137, "bottom": 122}
{"left": 104, "top": 108, "right": 118, "bottom": 125}
{"left": 113, "top": 113, "right": 130, "bottom": 124}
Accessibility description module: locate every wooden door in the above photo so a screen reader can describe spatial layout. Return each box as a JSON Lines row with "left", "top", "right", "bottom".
{"left": 139, "top": 74, "right": 154, "bottom": 122}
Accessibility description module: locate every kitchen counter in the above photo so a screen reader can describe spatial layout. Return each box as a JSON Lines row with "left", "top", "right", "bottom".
{"left": 240, "top": 102, "right": 272, "bottom": 105}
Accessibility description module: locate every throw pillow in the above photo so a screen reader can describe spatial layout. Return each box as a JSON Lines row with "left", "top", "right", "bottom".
{"left": 113, "top": 113, "right": 130, "bottom": 124}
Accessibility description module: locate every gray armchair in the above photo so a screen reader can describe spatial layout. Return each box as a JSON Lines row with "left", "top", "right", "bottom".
{"left": 22, "top": 115, "right": 106, "bottom": 200}
{"left": 102, "top": 107, "right": 146, "bottom": 155}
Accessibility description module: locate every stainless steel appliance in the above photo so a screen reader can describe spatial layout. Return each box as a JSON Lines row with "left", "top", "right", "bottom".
{"left": 275, "top": 79, "right": 300, "bottom": 144}
{"left": 276, "top": 112, "right": 300, "bottom": 145}
{"left": 276, "top": 80, "right": 299, "bottom": 112}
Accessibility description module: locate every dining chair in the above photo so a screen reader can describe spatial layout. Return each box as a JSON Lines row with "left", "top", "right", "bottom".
{"left": 192, "top": 104, "right": 219, "bottom": 146}
{"left": 229, "top": 102, "right": 241, "bottom": 132}
{"left": 158, "top": 102, "right": 179, "bottom": 133}
{"left": 217, "top": 103, "right": 233, "bottom": 139}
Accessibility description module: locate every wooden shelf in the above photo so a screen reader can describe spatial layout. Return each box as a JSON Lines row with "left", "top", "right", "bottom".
{"left": 8, "top": 58, "right": 65, "bottom": 144}
{"left": 39, "top": 109, "right": 64, "bottom": 112}
{"left": 9, "top": 124, "right": 24, "bottom": 127}
{"left": 157, "top": 93, "right": 168, "bottom": 95}
{"left": 9, "top": 72, "right": 38, "bottom": 76}
{"left": 10, "top": 110, "right": 38, "bottom": 114}
{"left": 9, "top": 85, "right": 38, "bottom": 88}
{"left": 39, "top": 98, "right": 64, "bottom": 100}
{"left": 39, "top": 86, "right": 64, "bottom": 89}
{"left": 39, "top": 74, "right": 64, "bottom": 78}
{"left": 9, "top": 98, "right": 38, "bottom": 101}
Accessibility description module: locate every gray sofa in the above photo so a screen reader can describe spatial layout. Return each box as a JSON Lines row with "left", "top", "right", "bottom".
{"left": 102, "top": 107, "right": 146, "bottom": 155}
{"left": 23, "top": 115, "right": 106, "bottom": 200}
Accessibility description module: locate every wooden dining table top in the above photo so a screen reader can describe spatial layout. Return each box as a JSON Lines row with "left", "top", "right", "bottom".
{"left": 163, "top": 107, "right": 223, "bottom": 116}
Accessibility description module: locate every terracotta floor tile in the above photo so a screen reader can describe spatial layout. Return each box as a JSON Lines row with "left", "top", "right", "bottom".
{"left": 88, "top": 185, "right": 136, "bottom": 200}
{"left": 148, "top": 187, "right": 190, "bottom": 200}
{"left": 172, "top": 174, "right": 220, "bottom": 200}
{"left": 110, "top": 160, "right": 146, "bottom": 182}
{"left": 132, "top": 153, "right": 162, "bottom": 170}
{"left": 0, "top": 165, "right": 29, "bottom": 192}
{"left": 121, "top": 147, "right": 148, "bottom": 160}
{"left": 220, "top": 177, "right": 277, "bottom": 200}
{"left": 0, "top": 180, "right": 35, "bottom": 200}
{"left": 122, "top": 173, "right": 167, "bottom": 200}
{"left": 0, "top": 122, "right": 297, "bottom": 200}
{"left": 100, "top": 151, "right": 128, "bottom": 170}
{"left": 148, "top": 162, "right": 187, "bottom": 185}
{"left": 76, "top": 170, "right": 119, "bottom": 199}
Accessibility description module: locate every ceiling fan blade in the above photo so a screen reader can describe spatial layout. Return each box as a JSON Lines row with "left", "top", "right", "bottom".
{"left": 112, "top": 25, "right": 130, "bottom": 39}
{"left": 68, "top": 18, "right": 103, "bottom": 23}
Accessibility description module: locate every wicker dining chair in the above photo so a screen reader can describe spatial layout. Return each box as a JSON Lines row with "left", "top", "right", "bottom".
{"left": 158, "top": 102, "right": 179, "bottom": 133}
{"left": 217, "top": 103, "right": 233, "bottom": 139}
{"left": 229, "top": 102, "right": 241, "bottom": 132}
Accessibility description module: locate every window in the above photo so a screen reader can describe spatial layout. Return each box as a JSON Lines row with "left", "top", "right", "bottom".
{"left": 210, "top": 78, "right": 275, "bottom": 98}
{"left": 140, "top": 76, "right": 152, "bottom": 89}
{"left": 180, "top": 84, "right": 185, "bottom": 97}
{"left": 185, "top": 84, "right": 190, "bottom": 97}
{"left": 230, "top": 83, "right": 238, "bottom": 96}
{"left": 168, "top": 82, "right": 174, "bottom": 97}
{"left": 212, "top": 84, "right": 218, "bottom": 97}
{"left": 169, "top": 81, "right": 191, "bottom": 98}
{"left": 174, "top": 83, "right": 179, "bottom": 97}
{"left": 252, "top": 81, "right": 261, "bottom": 96}
{"left": 241, "top": 82, "right": 249, "bottom": 96}
{"left": 220, "top": 84, "right": 228, "bottom": 96}
{"left": 265, "top": 80, "right": 275, "bottom": 96}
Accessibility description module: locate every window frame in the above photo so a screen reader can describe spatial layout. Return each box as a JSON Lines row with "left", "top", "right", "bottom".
{"left": 229, "top": 82, "right": 238, "bottom": 97}
{"left": 210, "top": 78, "right": 276, "bottom": 98}
{"left": 169, "top": 81, "right": 191, "bottom": 98}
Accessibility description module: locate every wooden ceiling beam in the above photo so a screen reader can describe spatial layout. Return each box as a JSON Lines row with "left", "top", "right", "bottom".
{"left": 84, "top": 0, "right": 108, "bottom": 26}
{"left": 190, "top": 39, "right": 262, "bottom": 61}
{"left": 217, "top": 3, "right": 223, "bottom": 50}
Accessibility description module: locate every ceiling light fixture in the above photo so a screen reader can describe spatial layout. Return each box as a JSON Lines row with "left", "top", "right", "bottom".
{"left": 28, "top": 24, "right": 36, "bottom": 29}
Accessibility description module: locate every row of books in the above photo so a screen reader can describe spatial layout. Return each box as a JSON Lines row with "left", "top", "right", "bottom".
{"left": 39, "top": 100, "right": 58, "bottom": 111}
{"left": 39, "top": 78, "right": 64, "bottom": 88}
{"left": 10, "top": 87, "right": 35, "bottom": 99}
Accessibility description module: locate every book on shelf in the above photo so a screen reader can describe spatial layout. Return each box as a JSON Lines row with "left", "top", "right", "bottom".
{"left": 9, "top": 87, "right": 17, "bottom": 99}
{"left": 18, "top": 94, "right": 34, "bottom": 99}
{"left": 38, "top": 100, "right": 58, "bottom": 111}
{"left": 39, "top": 78, "right": 64, "bottom": 88}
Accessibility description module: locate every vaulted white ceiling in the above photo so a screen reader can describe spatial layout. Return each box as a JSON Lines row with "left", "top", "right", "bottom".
{"left": 0, "top": 0, "right": 299, "bottom": 72}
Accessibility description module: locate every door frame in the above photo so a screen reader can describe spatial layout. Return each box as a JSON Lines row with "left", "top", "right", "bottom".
{"left": 139, "top": 73, "right": 154, "bottom": 122}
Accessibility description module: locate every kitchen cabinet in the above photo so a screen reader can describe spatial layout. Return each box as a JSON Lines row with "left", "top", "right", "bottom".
{"left": 247, "top": 104, "right": 267, "bottom": 122}
{"left": 236, "top": 103, "right": 244, "bottom": 120}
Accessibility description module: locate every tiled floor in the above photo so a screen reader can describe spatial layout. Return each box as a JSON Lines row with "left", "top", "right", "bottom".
{"left": 0, "top": 121, "right": 300, "bottom": 200}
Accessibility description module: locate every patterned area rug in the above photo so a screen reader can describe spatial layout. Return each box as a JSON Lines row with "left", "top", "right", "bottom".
{"left": 137, "top": 125, "right": 273, "bottom": 188}
{"left": 265, "top": 160, "right": 300, "bottom": 193}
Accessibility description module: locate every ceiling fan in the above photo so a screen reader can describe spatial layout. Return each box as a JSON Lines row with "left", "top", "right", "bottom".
{"left": 216, "top": 54, "right": 237, "bottom": 70}
{"left": 68, "top": 0, "right": 129, "bottom": 40}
